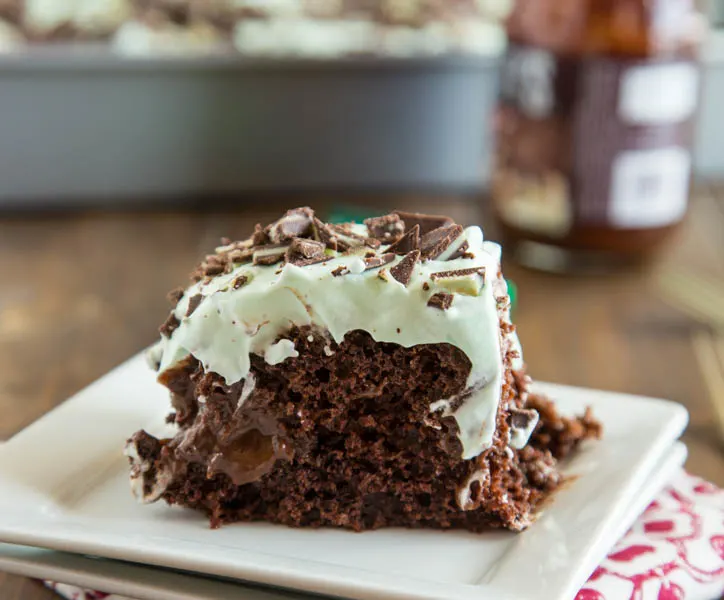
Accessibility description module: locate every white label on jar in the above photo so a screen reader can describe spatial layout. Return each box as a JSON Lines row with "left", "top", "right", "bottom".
{"left": 608, "top": 146, "right": 690, "bottom": 228}
{"left": 618, "top": 63, "right": 699, "bottom": 125}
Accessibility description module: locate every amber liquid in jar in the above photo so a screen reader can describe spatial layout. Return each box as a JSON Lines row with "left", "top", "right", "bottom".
{"left": 492, "top": 0, "right": 705, "bottom": 272}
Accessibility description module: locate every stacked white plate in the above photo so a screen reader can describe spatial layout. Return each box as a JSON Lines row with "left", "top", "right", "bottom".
{"left": 0, "top": 353, "right": 689, "bottom": 600}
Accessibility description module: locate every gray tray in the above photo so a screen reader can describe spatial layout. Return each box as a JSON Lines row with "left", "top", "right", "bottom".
{"left": 0, "top": 49, "right": 498, "bottom": 206}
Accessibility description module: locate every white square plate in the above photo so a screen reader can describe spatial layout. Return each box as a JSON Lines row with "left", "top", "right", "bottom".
{"left": 0, "top": 353, "right": 688, "bottom": 600}
{"left": 0, "top": 442, "right": 689, "bottom": 600}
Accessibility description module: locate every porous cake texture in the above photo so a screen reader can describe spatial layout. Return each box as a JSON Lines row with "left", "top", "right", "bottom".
{"left": 126, "top": 208, "right": 600, "bottom": 532}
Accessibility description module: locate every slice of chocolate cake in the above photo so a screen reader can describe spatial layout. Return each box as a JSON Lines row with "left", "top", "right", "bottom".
{"left": 126, "top": 208, "right": 600, "bottom": 532}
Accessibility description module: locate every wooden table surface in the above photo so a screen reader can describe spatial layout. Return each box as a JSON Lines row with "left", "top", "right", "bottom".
{"left": 0, "top": 189, "right": 723, "bottom": 599}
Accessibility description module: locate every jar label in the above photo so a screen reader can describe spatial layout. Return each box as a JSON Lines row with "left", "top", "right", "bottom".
{"left": 495, "top": 43, "right": 699, "bottom": 234}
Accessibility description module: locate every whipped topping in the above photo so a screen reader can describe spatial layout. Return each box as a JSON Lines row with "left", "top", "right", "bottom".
{"left": 25, "top": 0, "right": 132, "bottom": 34}
{"left": 152, "top": 220, "right": 524, "bottom": 461}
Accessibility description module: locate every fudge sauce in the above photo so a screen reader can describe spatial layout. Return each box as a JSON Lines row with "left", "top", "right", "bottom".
{"left": 492, "top": 0, "right": 706, "bottom": 272}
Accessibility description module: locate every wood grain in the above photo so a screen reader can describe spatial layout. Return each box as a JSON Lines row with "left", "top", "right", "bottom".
{"left": 0, "top": 190, "right": 722, "bottom": 600}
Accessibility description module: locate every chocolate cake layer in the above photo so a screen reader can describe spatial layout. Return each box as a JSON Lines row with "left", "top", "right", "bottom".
{"left": 126, "top": 207, "right": 601, "bottom": 532}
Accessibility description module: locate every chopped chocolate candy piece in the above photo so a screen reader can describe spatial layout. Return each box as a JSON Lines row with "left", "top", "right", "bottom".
{"left": 445, "top": 240, "right": 470, "bottom": 260}
{"left": 203, "top": 255, "right": 226, "bottom": 276}
{"left": 363, "top": 253, "right": 395, "bottom": 271}
{"left": 232, "top": 275, "right": 249, "bottom": 289}
{"left": 508, "top": 408, "right": 540, "bottom": 449}
{"left": 312, "top": 217, "right": 338, "bottom": 251}
{"left": 393, "top": 210, "right": 454, "bottom": 235}
{"left": 390, "top": 250, "right": 420, "bottom": 286}
{"left": 420, "top": 224, "right": 464, "bottom": 260}
{"left": 430, "top": 267, "right": 486, "bottom": 296}
{"left": 330, "top": 224, "right": 368, "bottom": 251}
{"left": 386, "top": 224, "right": 420, "bottom": 255}
{"left": 253, "top": 245, "right": 288, "bottom": 266}
{"left": 364, "top": 214, "right": 405, "bottom": 243}
{"left": 288, "top": 237, "right": 325, "bottom": 260}
{"left": 427, "top": 292, "right": 454, "bottom": 311}
{"left": 267, "top": 207, "right": 314, "bottom": 243}
{"left": 228, "top": 248, "right": 254, "bottom": 264}
{"left": 378, "top": 268, "right": 390, "bottom": 282}
{"left": 364, "top": 237, "right": 382, "bottom": 249}
{"left": 159, "top": 312, "right": 180, "bottom": 337}
{"left": 422, "top": 282, "right": 430, "bottom": 291}
{"left": 166, "top": 287, "right": 184, "bottom": 305}
{"left": 186, "top": 294, "right": 203, "bottom": 317}
{"left": 252, "top": 223, "right": 269, "bottom": 246}
{"left": 331, "top": 265, "right": 348, "bottom": 277}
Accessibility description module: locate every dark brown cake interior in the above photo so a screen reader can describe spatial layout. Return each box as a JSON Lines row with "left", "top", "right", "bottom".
{"left": 133, "top": 326, "right": 599, "bottom": 531}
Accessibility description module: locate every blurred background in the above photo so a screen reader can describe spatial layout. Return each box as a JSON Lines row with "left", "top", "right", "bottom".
{"left": 0, "top": 0, "right": 722, "bottom": 491}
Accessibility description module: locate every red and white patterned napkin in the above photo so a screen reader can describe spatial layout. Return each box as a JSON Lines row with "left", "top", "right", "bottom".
{"left": 45, "top": 470, "right": 724, "bottom": 600}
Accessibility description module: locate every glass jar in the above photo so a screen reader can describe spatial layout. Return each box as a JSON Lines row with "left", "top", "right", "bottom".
{"left": 492, "top": 0, "right": 707, "bottom": 272}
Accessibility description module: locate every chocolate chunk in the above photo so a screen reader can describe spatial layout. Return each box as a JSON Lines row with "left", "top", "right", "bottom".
{"left": 203, "top": 255, "right": 226, "bottom": 276}
{"left": 390, "top": 250, "right": 420, "bottom": 286}
{"left": 393, "top": 211, "right": 454, "bottom": 235}
{"left": 232, "top": 275, "right": 249, "bottom": 289}
{"left": 228, "top": 248, "right": 254, "bottom": 264}
{"left": 186, "top": 294, "right": 203, "bottom": 317}
{"left": 420, "top": 224, "right": 464, "bottom": 260}
{"left": 252, "top": 223, "right": 269, "bottom": 246}
{"left": 430, "top": 267, "right": 486, "bottom": 296}
{"left": 330, "top": 224, "right": 367, "bottom": 251}
{"left": 364, "top": 214, "right": 405, "bottom": 243}
{"left": 160, "top": 312, "right": 180, "bottom": 337}
{"left": 331, "top": 266, "right": 348, "bottom": 277}
{"left": 312, "top": 217, "right": 338, "bottom": 251}
{"left": 363, "top": 253, "right": 395, "bottom": 271}
{"left": 253, "top": 245, "right": 288, "bottom": 266}
{"left": 166, "top": 287, "right": 184, "bottom": 305}
{"left": 267, "top": 207, "right": 314, "bottom": 243}
{"left": 447, "top": 241, "right": 470, "bottom": 261}
{"left": 386, "top": 224, "right": 420, "bottom": 255}
{"left": 510, "top": 408, "right": 538, "bottom": 431}
{"left": 422, "top": 282, "right": 430, "bottom": 291}
{"left": 288, "top": 237, "right": 325, "bottom": 260}
{"left": 427, "top": 292, "right": 454, "bottom": 311}
{"left": 430, "top": 267, "right": 485, "bottom": 281}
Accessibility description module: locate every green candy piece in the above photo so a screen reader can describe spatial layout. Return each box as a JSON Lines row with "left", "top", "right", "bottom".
{"left": 506, "top": 279, "right": 517, "bottom": 311}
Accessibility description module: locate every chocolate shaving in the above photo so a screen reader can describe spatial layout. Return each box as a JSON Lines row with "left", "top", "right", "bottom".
{"left": 166, "top": 287, "right": 184, "bottom": 305}
{"left": 390, "top": 250, "right": 420, "bottom": 286}
{"left": 363, "top": 253, "right": 395, "bottom": 271}
{"left": 427, "top": 292, "right": 454, "bottom": 311}
{"left": 430, "top": 267, "right": 485, "bottom": 281}
{"left": 186, "top": 294, "right": 203, "bottom": 317}
{"left": 420, "top": 224, "right": 464, "bottom": 260}
{"left": 393, "top": 210, "right": 454, "bottom": 235}
{"left": 332, "top": 266, "right": 348, "bottom": 277}
{"left": 386, "top": 224, "right": 420, "bottom": 255}
{"left": 232, "top": 275, "right": 248, "bottom": 289}
{"left": 160, "top": 312, "right": 180, "bottom": 337}
{"left": 267, "top": 207, "right": 314, "bottom": 243}
{"left": 364, "top": 213, "right": 405, "bottom": 243}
